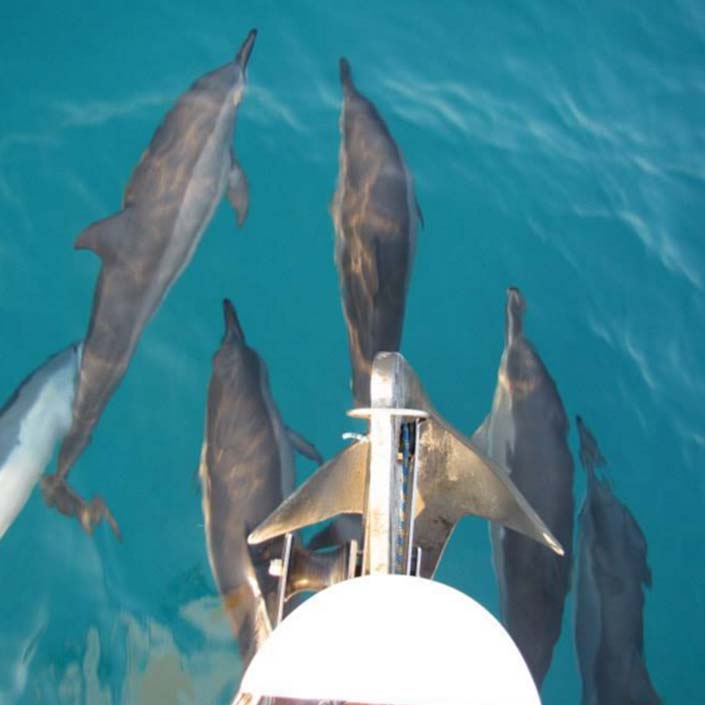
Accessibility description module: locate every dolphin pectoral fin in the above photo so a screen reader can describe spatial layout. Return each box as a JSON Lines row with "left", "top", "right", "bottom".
{"left": 248, "top": 440, "right": 368, "bottom": 545}
{"left": 286, "top": 426, "right": 324, "bottom": 465}
{"left": 40, "top": 474, "right": 121, "bottom": 540}
{"left": 470, "top": 415, "right": 490, "bottom": 452}
{"left": 74, "top": 210, "right": 130, "bottom": 264}
{"left": 623, "top": 507, "right": 652, "bottom": 587}
{"left": 416, "top": 199, "right": 425, "bottom": 229}
{"left": 193, "top": 441, "right": 207, "bottom": 494}
{"left": 576, "top": 415, "right": 607, "bottom": 472}
{"left": 227, "top": 150, "right": 249, "bottom": 227}
{"left": 627, "top": 649, "right": 662, "bottom": 705}
{"left": 415, "top": 417, "right": 563, "bottom": 563}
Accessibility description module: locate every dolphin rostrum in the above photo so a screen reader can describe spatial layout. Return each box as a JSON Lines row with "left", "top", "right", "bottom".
{"left": 331, "top": 58, "right": 422, "bottom": 408}
{"left": 42, "top": 30, "right": 257, "bottom": 535}
{"left": 199, "top": 299, "right": 322, "bottom": 668}
{"left": 575, "top": 416, "right": 661, "bottom": 705}
{"left": 0, "top": 342, "right": 82, "bottom": 539}
{"left": 472, "top": 287, "right": 574, "bottom": 688}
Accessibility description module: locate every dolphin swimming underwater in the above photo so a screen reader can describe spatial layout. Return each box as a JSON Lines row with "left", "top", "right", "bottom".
{"left": 199, "top": 299, "right": 322, "bottom": 668}
{"left": 331, "top": 57, "right": 422, "bottom": 408}
{"left": 42, "top": 30, "right": 257, "bottom": 535}
{"left": 0, "top": 342, "right": 81, "bottom": 539}
{"left": 575, "top": 416, "right": 661, "bottom": 705}
{"left": 473, "top": 287, "right": 574, "bottom": 688}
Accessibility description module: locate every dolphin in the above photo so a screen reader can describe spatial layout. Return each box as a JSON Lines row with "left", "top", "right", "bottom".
{"left": 472, "top": 287, "right": 574, "bottom": 688}
{"left": 0, "top": 342, "right": 82, "bottom": 539}
{"left": 331, "top": 57, "right": 422, "bottom": 408}
{"left": 199, "top": 299, "right": 322, "bottom": 668}
{"left": 574, "top": 416, "right": 661, "bottom": 705}
{"left": 42, "top": 30, "right": 257, "bottom": 535}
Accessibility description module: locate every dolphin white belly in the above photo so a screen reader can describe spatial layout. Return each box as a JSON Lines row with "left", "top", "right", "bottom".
{"left": 0, "top": 349, "right": 79, "bottom": 538}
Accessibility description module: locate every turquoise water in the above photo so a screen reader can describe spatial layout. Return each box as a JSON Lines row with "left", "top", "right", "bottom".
{"left": 1, "top": 1, "right": 704, "bottom": 702}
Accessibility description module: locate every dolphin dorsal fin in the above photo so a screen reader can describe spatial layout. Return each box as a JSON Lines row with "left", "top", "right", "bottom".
{"left": 74, "top": 210, "right": 131, "bottom": 264}
{"left": 248, "top": 440, "right": 368, "bottom": 545}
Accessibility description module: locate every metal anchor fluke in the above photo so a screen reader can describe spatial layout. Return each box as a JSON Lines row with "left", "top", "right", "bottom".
{"left": 249, "top": 352, "right": 562, "bottom": 580}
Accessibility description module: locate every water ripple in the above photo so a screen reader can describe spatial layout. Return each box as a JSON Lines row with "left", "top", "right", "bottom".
{"left": 51, "top": 92, "right": 172, "bottom": 128}
{"left": 245, "top": 84, "right": 306, "bottom": 132}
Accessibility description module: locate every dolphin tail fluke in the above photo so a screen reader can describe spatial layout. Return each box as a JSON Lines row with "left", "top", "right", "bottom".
{"left": 227, "top": 149, "right": 249, "bottom": 226}
{"left": 235, "top": 29, "right": 257, "bottom": 69}
{"left": 248, "top": 440, "right": 368, "bottom": 545}
{"left": 576, "top": 415, "right": 607, "bottom": 472}
{"left": 74, "top": 210, "right": 130, "bottom": 264}
{"left": 40, "top": 474, "right": 121, "bottom": 539}
{"left": 415, "top": 417, "right": 563, "bottom": 570}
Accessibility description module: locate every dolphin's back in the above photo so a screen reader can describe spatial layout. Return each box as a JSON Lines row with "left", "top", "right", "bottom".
{"left": 575, "top": 492, "right": 600, "bottom": 705}
{"left": 341, "top": 86, "right": 409, "bottom": 210}
{"left": 205, "top": 348, "right": 284, "bottom": 549}
{"left": 124, "top": 63, "right": 238, "bottom": 209}
{"left": 481, "top": 291, "right": 574, "bottom": 689}
{"left": 574, "top": 417, "right": 660, "bottom": 705}
{"left": 494, "top": 338, "right": 574, "bottom": 686}
{"left": 333, "top": 59, "right": 418, "bottom": 406}
{"left": 581, "top": 479, "right": 659, "bottom": 703}
{"left": 200, "top": 339, "right": 289, "bottom": 666}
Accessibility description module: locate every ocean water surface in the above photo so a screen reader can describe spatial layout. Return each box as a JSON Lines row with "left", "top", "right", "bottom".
{"left": 1, "top": 1, "right": 704, "bottom": 703}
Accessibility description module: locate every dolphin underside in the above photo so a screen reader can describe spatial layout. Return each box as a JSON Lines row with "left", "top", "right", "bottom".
{"left": 333, "top": 58, "right": 419, "bottom": 408}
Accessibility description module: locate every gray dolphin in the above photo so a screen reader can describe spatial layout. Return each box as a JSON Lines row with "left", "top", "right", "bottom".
{"left": 473, "top": 287, "right": 574, "bottom": 688}
{"left": 331, "top": 57, "right": 422, "bottom": 408}
{"left": 199, "top": 299, "right": 322, "bottom": 668}
{"left": 575, "top": 416, "right": 661, "bottom": 705}
{"left": 0, "top": 342, "right": 82, "bottom": 539}
{"left": 42, "top": 30, "right": 257, "bottom": 535}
